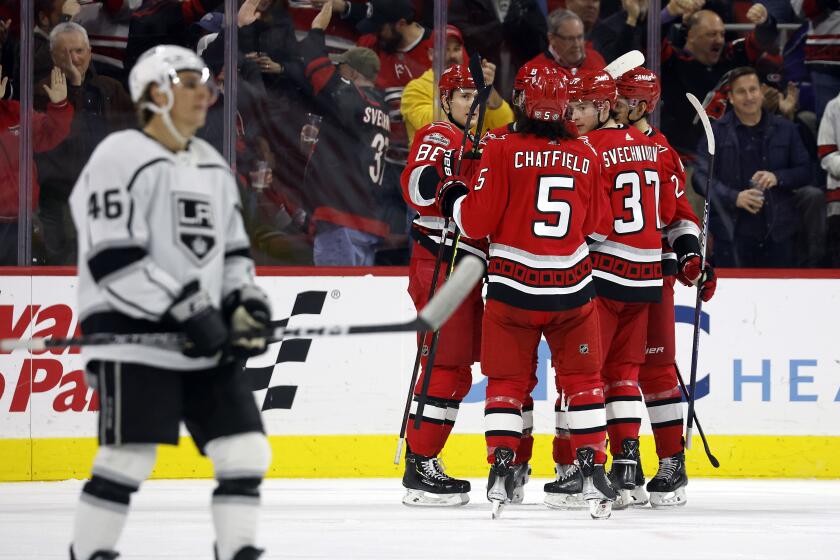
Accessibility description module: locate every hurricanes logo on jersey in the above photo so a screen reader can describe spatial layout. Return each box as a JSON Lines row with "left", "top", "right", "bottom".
{"left": 174, "top": 193, "right": 217, "bottom": 264}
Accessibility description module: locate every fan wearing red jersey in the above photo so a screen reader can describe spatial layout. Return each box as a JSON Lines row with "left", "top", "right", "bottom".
{"left": 397, "top": 64, "right": 486, "bottom": 507}
{"left": 565, "top": 69, "right": 677, "bottom": 509}
{"left": 438, "top": 67, "right": 618, "bottom": 520}
{"left": 613, "top": 68, "right": 716, "bottom": 508}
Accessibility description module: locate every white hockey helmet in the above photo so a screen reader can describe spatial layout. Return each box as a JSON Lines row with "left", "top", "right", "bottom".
{"left": 129, "top": 45, "right": 215, "bottom": 145}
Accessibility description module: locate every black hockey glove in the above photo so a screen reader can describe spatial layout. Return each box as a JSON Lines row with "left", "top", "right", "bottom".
{"left": 223, "top": 284, "right": 273, "bottom": 358}
{"left": 168, "top": 281, "right": 229, "bottom": 358}
{"left": 436, "top": 177, "right": 469, "bottom": 219}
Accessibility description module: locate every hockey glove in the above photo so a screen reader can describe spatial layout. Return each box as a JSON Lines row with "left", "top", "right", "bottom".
{"left": 698, "top": 265, "right": 716, "bottom": 302}
{"left": 436, "top": 177, "right": 469, "bottom": 219}
{"left": 169, "top": 281, "right": 229, "bottom": 358}
{"left": 223, "top": 284, "right": 273, "bottom": 358}
{"left": 676, "top": 253, "right": 702, "bottom": 287}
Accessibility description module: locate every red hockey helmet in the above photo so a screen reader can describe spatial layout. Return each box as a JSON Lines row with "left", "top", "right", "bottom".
{"left": 616, "top": 67, "right": 661, "bottom": 112}
{"left": 439, "top": 64, "right": 476, "bottom": 98}
{"left": 567, "top": 70, "right": 617, "bottom": 109}
{"left": 522, "top": 66, "right": 569, "bottom": 122}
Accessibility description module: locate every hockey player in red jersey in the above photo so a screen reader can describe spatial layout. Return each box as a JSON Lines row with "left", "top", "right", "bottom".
{"left": 559, "top": 69, "right": 678, "bottom": 509}
{"left": 613, "top": 67, "right": 717, "bottom": 507}
{"left": 437, "top": 66, "right": 618, "bottom": 520}
{"left": 397, "top": 64, "right": 486, "bottom": 507}
{"left": 476, "top": 60, "right": 572, "bottom": 506}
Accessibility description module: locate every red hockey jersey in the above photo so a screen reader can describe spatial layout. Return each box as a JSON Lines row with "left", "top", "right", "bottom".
{"left": 455, "top": 131, "right": 609, "bottom": 311}
{"left": 401, "top": 121, "right": 487, "bottom": 261}
{"left": 358, "top": 31, "right": 434, "bottom": 165}
{"left": 646, "top": 127, "right": 701, "bottom": 276}
{"left": 583, "top": 125, "right": 677, "bottom": 302}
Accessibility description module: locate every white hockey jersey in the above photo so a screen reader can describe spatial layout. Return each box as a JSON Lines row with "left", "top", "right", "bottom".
{"left": 818, "top": 93, "right": 840, "bottom": 217}
{"left": 69, "top": 129, "right": 255, "bottom": 371}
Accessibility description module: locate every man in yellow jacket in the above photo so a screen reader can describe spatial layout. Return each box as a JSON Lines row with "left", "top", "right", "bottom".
{"left": 401, "top": 25, "right": 513, "bottom": 146}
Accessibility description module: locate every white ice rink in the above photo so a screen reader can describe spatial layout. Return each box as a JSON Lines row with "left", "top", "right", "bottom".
{"left": 1, "top": 478, "right": 838, "bottom": 559}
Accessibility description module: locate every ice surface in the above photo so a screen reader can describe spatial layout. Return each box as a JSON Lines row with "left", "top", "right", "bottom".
{"left": 1, "top": 478, "right": 838, "bottom": 559}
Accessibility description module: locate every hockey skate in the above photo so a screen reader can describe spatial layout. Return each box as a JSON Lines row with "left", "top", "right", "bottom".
{"left": 510, "top": 462, "right": 531, "bottom": 504}
{"left": 402, "top": 453, "right": 470, "bottom": 507}
{"left": 214, "top": 545, "right": 265, "bottom": 560}
{"left": 69, "top": 546, "right": 119, "bottom": 560}
{"left": 647, "top": 451, "right": 688, "bottom": 508}
{"left": 577, "top": 447, "right": 617, "bottom": 520}
{"left": 608, "top": 438, "right": 647, "bottom": 509}
{"left": 543, "top": 464, "right": 587, "bottom": 510}
{"left": 486, "top": 447, "right": 516, "bottom": 519}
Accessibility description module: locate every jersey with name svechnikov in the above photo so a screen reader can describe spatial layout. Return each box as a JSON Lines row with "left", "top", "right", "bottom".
{"left": 582, "top": 125, "right": 677, "bottom": 302}
{"left": 69, "top": 129, "right": 255, "bottom": 371}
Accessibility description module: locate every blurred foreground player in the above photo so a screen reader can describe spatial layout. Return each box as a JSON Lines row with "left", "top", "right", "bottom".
{"left": 562, "top": 70, "right": 676, "bottom": 509}
{"left": 614, "top": 67, "right": 716, "bottom": 507}
{"left": 68, "top": 46, "right": 273, "bottom": 560}
{"left": 398, "top": 64, "right": 487, "bottom": 506}
{"left": 438, "top": 66, "right": 617, "bottom": 519}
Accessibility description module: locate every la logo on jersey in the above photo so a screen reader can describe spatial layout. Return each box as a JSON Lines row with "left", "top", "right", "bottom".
{"left": 174, "top": 192, "right": 217, "bottom": 264}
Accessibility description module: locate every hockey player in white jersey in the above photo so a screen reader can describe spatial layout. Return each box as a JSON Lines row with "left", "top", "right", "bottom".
{"left": 68, "top": 45, "right": 273, "bottom": 560}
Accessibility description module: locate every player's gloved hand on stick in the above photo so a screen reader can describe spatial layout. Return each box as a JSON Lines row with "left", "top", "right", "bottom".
{"left": 224, "top": 284, "right": 273, "bottom": 358}
{"left": 436, "top": 176, "right": 469, "bottom": 219}
{"left": 169, "top": 281, "right": 229, "bottom": 357}
{"left": 698, "top": 264, "right": 716, "bottom": 302}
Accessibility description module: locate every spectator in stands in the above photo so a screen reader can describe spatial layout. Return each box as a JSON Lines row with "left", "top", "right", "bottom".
{"left": 75, "top": 0, "right": 138, "bottom": 84}
{"left": 818, "top": 92, "right": 840, "bottom": 266}
{"left": 448, "top": 0, "right": 548, "bottom": 96}
{"left": 660, "top": 4, "right": 779, "bottom": 159}
{"left": 300, "top": 3, "right": 390, "bottom": 266}
{"left": 791, "top": 0, "right": 840, "bottom": 122}
{"left": 758, "top": 59, "right": 826, "bottom": 267}
{"left": 0, "top": 65, "right": 73, "bottom": 265}
{"left": 125, "top": 0, "right": 221, "bottom": 74}
{"left": 35, "top": 0, "right": 80, "bottom": 84}
{"left": 566, "top": 0, "right": 601, "bottom": 37}
{"left": 314, "top": 0, "right": 434, "bottom": 263}
{"left": 525, "top": 9, "right": 605, "bottom": 77}
{"left": 401, "top": 24, "right": 513, "bottom": 147}
{"left": 35, "top": 22, "right": 133, "bottom": 265}
{"left": 693, "top": 67, "right": 812, "bottom": 268}
{"left": 590, "top": 0, "right": 703, "bottom": 64}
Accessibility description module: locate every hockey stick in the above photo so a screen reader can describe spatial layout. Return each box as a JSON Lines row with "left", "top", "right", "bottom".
{"left": 0, "top": 256, "right": 485, "bottom": 352}
{"left": 394, "top": 57, "right": 491, "bottom": 462}
{"left": 684, "top": 92, "right": 715, "bottom": 451}
{"left": 604, "top": 50, "right": 645, "bottom": 79}
{"left": 674, "top": 364, "right": 720, "bottom": 468}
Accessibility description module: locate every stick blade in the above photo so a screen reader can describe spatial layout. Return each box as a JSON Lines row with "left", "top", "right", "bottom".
{"left": 686, "top": 93, "right": 715, "bottom": 155}
{"left": 604, "top": 50, "right": 644, "bottom": 78}
{"left": 468, "top": 51, "right": 485, "bottom": 90}
{"left": 418, "top": 255, "right": 484, "bottom": 331}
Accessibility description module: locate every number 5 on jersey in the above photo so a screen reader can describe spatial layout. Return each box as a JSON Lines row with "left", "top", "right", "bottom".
{"left": 533, "top": 176, "right": 574, "bottom": 239}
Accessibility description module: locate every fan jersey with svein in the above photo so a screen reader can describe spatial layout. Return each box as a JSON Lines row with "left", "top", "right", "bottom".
{"left": 69, "top": 129, "right": 255, "bottom": 371}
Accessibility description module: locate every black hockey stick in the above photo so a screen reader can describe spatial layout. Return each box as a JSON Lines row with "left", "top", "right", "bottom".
{"left": 674, "top": 364, "right": 720, "bottom": 468}
{"left": 406, "top": 58, "right": 492, "bottom": 436}
{"left": 684, "top": 92, "right": 715, "bottom": 451}
{"left": 1, "top": 257, "right": 485, "bottom": 352}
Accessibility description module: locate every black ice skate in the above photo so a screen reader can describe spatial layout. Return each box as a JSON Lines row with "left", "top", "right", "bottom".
{"left": 543, "top": 463, "right": 586, "bottom": 510}
{"left": 577, "top": 447, "right": 617, "bottom": 520}
{"left": 510, "top": 462, "right": 531, "bottom": 504}
{"left": 647, "top": 451, "right": 688, "bottom": 508}
{"left": 214, "top": 545, "right": 265, "bottom": 560}
{"left": 608, "top": 438, "right": 647, "bottom": 508}
{"left": 69, "top": 546, "right": 119, "bottom": 560}
{"left": 402, "top": 452, "right": 470, "bottom": 507}
{"left": 486, "top": 447, "right": 516, "bottom": 519}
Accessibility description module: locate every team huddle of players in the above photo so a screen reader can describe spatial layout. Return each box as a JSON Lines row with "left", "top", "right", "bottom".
{"left": 398, "top": 62, "right": 717, "bottom": 520}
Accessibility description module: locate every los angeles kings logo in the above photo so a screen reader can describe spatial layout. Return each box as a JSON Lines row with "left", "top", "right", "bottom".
{"left": 174, "top": 192, "right": 217, "bottom": 264}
